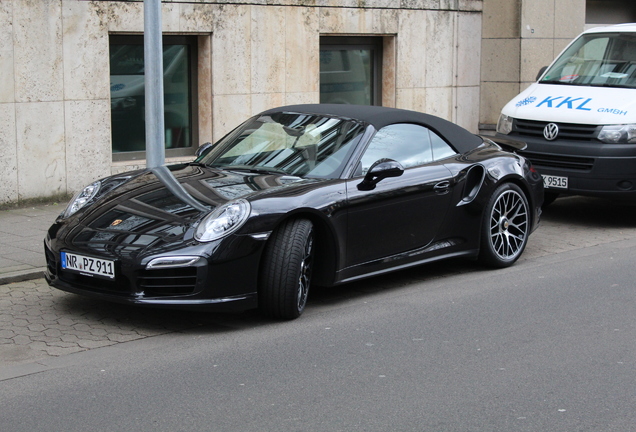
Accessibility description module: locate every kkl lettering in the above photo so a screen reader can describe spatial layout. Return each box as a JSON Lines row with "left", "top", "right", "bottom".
{"left": 535, "top": 96, "right": 593, "bottom": 110}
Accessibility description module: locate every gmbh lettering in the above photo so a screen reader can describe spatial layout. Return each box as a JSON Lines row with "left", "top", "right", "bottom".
{"left": 535, "top": 96, "right": 593, "bottom": 111}
{"left": 598, "top": 108, "right": 628, "bottom": 116}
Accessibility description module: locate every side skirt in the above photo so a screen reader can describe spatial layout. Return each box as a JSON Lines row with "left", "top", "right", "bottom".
{"left": 335, "top": 249, "right": 479, "bottom": 285}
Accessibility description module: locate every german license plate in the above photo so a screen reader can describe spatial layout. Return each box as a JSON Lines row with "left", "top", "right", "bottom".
{"left": 542, "top": 174, "right": 568, "bottom": 189}
{"left": 61, "top": 251, "right": 115, "bottom": 279}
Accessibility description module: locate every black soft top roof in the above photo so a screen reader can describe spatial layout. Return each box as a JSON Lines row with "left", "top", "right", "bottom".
{"left": 261, "top": 104, "right": 484, "bottom": 154}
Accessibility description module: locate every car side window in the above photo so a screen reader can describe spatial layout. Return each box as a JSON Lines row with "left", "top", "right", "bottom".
{"left": 430, "top": 130, "right": 457, "bottom": 161}
{"left": 359, "top": 123, "right": 456, "bottom": 175}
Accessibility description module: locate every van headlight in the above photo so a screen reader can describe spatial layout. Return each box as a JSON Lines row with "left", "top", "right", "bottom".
{"left": 62, "top": 181, "right": 101, "bottom": 219}
{"left": 598, "top": 124, "right": 636, "bottom": 144}
{"left": 195, "top": 199, "right": 251, "bottom": 242}
{"left": 497, "top": 114, "right": 513, "bottom": 135}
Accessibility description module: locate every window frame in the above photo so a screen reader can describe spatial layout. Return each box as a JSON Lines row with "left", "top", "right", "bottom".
{"left": 354, "top": 123, "right": 458, "bottom": 176}
{"left": 109, "top": 34, "right": 199, "bottom": 162}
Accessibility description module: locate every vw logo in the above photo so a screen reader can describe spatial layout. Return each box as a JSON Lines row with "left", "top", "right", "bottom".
{"left": 543, "top": 123, "right": 559, "bottom": 141}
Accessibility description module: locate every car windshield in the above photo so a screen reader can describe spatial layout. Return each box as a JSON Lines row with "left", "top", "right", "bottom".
{"left": 197, "top": 112, "right": 365, "bottom": 179}
{"left": 539, "top": 32, "right": 636, "bottom": 89}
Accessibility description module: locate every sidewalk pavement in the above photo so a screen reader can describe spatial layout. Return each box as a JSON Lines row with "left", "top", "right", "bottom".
{"left": 0, "top": 202, "right": 67, "bottom": 285}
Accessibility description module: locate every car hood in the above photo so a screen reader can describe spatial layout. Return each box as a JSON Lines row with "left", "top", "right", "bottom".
{"left": 57, "top": 164, "right": 318, "bottom": 260}
{"left": 501, "top": 83, "right": 636, "bottom": 125}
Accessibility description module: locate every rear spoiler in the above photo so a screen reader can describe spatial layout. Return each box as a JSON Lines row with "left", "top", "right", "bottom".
{"left": 479, "top": 135, "right": 527, "bottom": 152}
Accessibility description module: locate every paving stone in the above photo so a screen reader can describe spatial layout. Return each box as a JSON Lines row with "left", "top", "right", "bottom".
{"left": 27, "top": 323, "right": 47, "bottom": 332}
{"left": 77, "top": 340, "right": 116, "bottom": 349}
{"left": 47, "top": 341, "right": 81, "bottom": 349}
{"left": 72, "top": 323, "right": 92, "bottom": 332}
{"left": 44, "top": 328, "right": 63, "bottom": 338}
{"left": 12, "top": 335, "right": 32, "bottom": 345}
{"left": 0, "top": 329, "right": 15, "bottom": 338}
{"left": 108, "top": 333, "right": 144, "bottom": 343}
{"left": 41, "top": 345, "right": 86, "bottom": 357}
{"left": 60, "top": 334, "right": 80, "bottom": 343}
{"left": 11, "top": 318, "right": 29, "bottom": 327}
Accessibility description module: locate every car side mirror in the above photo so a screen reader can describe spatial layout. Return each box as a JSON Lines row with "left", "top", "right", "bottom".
{"left": 357, "top": 158, "right": 404, "bottom": 191}
{"left": 536, "top": 66, "right": 548, "bottom": 81}
{"left": 195, "top": 142, "right": 215, "bottom": 158}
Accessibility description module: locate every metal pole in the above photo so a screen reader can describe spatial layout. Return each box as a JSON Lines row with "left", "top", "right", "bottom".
{"left": 144, "top": 0, "right": 165, "bottom": 168}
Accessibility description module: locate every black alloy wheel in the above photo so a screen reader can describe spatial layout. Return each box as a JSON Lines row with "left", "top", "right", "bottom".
{"left": 479, "top": 183, "right": 530, "bottom": 268}
{"left": 259, "top": 218, "right": 314, "bottom": 320}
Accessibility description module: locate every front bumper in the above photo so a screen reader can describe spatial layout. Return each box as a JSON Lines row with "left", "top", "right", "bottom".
{"left": 498, "top": 132, "right": 636, "bottom": 199}
{"left": 44, "top": 232, "right": 263, "bottom": 312}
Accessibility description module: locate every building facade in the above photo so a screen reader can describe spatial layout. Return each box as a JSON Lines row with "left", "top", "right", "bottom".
{"left": 2, "top": 0, "right": 634, "bottom": 206}
{"left": 1, "top": 0, "right": 484, "bottom": 206}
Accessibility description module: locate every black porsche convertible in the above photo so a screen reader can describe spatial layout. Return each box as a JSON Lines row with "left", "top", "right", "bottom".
{"left": 44, "top": 104, "right": 543, "bottom": 320}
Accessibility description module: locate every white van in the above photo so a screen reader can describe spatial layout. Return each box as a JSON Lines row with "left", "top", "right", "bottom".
{"left": 496, "top": 23, "right": 636, "bottom": 202}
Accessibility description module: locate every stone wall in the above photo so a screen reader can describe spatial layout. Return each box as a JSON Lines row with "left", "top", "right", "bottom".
{"left": 0, "top": 0, "right": 483, "bottom": 205}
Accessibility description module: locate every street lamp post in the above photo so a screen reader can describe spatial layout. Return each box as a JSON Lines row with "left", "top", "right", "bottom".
{"left": 144, "top": 0, "right": 165, "bottom": 168}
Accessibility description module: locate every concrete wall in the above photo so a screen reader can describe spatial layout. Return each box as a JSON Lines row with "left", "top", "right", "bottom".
{"left": 1, "top": 0, "right": 483, "bottom": 206}
{"left": 479, "top": 0, "right": 585, "bottom": 127}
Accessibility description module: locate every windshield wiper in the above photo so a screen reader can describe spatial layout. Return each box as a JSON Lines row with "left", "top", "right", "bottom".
{"left": 223, "top": 165, "right": 288, "bottom": 175}
{"left": 540, "top": 80, "right": 579, "bottom": 86}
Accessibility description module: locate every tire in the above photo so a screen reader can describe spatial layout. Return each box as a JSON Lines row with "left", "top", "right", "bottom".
{"left": 259, "top": 219, "right": 314, "bottom": 320}
{"left": 479, "top": 183, "right": 530, "bottom": 268}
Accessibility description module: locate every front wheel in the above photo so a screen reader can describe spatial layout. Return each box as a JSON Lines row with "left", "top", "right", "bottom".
{"left": 479, "top": 183, "right": 530, "bottom": 268}
{"left": 259, "top": 218, "right": 314, "bottom": 320}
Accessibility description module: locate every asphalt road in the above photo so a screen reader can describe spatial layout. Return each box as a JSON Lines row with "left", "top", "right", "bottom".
{"left": 1, "top": 196, "right": 636, "bottom": 431}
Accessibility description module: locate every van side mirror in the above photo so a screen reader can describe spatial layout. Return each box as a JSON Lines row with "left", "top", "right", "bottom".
{"left": 536, "top": 66, "right": 548, "bottom": 81}
{"left": 357, "top": 159, "right": 404, "bottom": 191}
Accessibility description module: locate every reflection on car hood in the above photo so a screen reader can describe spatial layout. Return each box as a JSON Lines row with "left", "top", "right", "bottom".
{"left": 60, "top": 164, "right": 315, "bottom": 260}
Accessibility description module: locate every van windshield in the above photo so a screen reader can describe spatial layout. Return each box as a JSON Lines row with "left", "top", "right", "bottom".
{"left": 539, "top": 32, "right": 636, "bottom": 89}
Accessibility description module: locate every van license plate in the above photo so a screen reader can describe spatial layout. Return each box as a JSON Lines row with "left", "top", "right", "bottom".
{"left": 542, "top": 175, "right": 568, "bottom": 189}
{"left": 61, "top": 251, "right": 115, "bottom": 279}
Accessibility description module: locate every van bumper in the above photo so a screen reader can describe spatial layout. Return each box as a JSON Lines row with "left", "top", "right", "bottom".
{"left": 496, "top": 133, "right": 636, "bottom": 200}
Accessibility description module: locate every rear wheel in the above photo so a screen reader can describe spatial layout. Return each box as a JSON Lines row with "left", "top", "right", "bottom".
{"left": 259, "top": 219, "right": 314, "bottom": 320}
{"left": 479, "top": 183, "right": 530, "bottom": 268}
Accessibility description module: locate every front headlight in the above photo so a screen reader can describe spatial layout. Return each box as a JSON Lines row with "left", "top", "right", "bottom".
{"left": 497, "top": 114, "right": 513, "bottom": 135}
{"left": 62, "top": 181, "right": 101, "bottom": 219}
{"left": 598, "top": 124, "right": 636, "bottom": 144}
{"left": 195, "top": 199, "right": 251, "bottom": 242}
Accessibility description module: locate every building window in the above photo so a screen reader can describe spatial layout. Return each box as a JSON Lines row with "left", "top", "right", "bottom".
{"left": 586, "top": 0, "right": 636, "bottom": 24}
{"left": 109, "top": 35, "right": 198, "bottom": 161}
{"left": 319, "top": 37, "right": 382, "bottom": 106}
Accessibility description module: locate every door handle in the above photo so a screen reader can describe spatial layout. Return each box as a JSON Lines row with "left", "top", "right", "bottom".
{"left": 434, "top": 181, "right": 451, "bottom": 194}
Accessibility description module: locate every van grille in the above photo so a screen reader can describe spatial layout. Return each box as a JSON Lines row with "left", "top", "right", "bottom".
{"left": 514, "top": 119, "right": 600, "bottom": 141}
{"left": 518, "top": 150, "right": 594, "bottom": 171}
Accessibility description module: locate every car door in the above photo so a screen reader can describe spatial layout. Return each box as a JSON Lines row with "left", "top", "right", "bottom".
{"left": 344, "top": 123, "right": 458, "bottom": 269}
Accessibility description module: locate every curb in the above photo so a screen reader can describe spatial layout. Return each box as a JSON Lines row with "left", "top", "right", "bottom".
{"left": 0, "top": 268, "right": 46, "bottom": 285}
